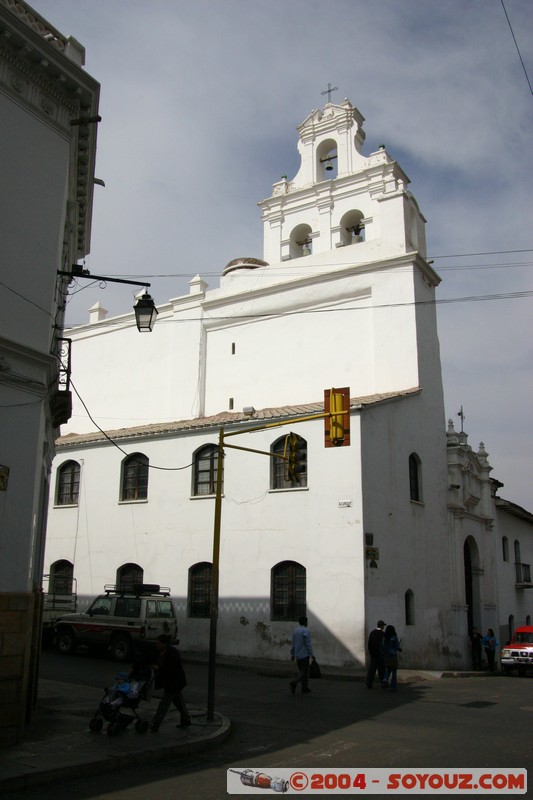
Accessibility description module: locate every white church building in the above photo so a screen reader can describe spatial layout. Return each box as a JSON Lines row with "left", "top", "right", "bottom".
{"left": 44, "top": 99, "right": 532, "bottom": 670}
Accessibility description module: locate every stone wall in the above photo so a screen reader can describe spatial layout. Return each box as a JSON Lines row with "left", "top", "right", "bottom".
{"left": 0, "top": 591, "right": 41, "bottom": 746}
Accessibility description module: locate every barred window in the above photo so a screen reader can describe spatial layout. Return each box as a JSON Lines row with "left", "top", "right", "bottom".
{"left": 193, "top": 445, "right": 220, "bottom": 496}
{"left": 116, "top": 563, "right": 143, "bottom": 592}
{"left": 56, "top": 460, "right": 80, "bottom": 505}
{"left": 48, "top": 559, "right": 74, "bottom": 595}
{"left": 188, "top": 562, "right": 212, "bottom": 618}
{"left": 271, "top": 561, "right": 306, "bottom": 621}
{"left": 121, "top": 453, "right": 149, "bottom": 501}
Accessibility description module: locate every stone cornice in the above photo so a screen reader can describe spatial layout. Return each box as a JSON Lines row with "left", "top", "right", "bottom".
{"left": 0, "top": 1, "right": 100, "bottom": 258}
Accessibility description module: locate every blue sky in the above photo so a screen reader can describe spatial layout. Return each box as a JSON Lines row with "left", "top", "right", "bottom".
{"left": 32, "top": 0, "right": 533, "bottom": 508}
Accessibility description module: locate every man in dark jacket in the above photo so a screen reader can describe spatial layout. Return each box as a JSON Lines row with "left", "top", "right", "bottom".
{"left": 150, "top": 634, "right": 191, "bottom": 731}
{"left": 366, "top": 620, "right": 385, "bottom": 689}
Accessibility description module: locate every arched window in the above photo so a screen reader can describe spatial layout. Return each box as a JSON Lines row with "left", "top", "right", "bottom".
{"left": 271, "top": 561, "right": 306, "bottom": 621}
{"left": 188, "top": 562, "right": 212, "bottom": 618}
{"left": 409, "top": 453, "right": 422, "bottom": 502}
{"left": 405, "top": 589, "right": 415, "bottom": 626}
{"left": 56, "top": 460, "right": 80, "bottom": 505}
{"left": 48, "top": 560, "right": 74, "bottom": 596}
{"left": 117, "top": 563, "right": 143, "bottom": 592}
{"left": 289, "top": 223, "right": 313, "bottom": 259}
{"left": 121, "top": 453, "right": 149, "bottom": 501}
{"left": 193, "top": 445, "right": 220, "bottom": 496}
{"left": 514, "top": 540, "right": 521, "bottom": 563}
{"left": 526, "top": 615, "right": 531, "bottom": 626}
{"left": 271, "top": 435, "right": 307, "bottom": 489}
{"left": 502, "top": 536, "right": 509, "bottom": 562}
{"left": 508, "top": 615, "right": 515, "bottom": 643}
{"left": 339, "top": 210, "right": 365, "bottom": 246}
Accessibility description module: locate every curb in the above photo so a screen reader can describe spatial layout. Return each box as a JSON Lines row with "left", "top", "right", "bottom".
{"left": 0, "top": 713, "right": 231, "bottom": 793}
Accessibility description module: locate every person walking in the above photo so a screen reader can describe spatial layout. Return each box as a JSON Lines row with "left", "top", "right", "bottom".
{"left": 482, "top": 628, "right": 499, "bottom": 672}
{"left": 382, "top": 624, "right": 402, "bottom": 691}
{"left": 289, "top": 616, "right": 315, "bottom": 694}
{"left": 150, "top": 634, "right": 192, "bottom": 731}
{"left": 366, "top": 620, "right": 385, "bottom": 689}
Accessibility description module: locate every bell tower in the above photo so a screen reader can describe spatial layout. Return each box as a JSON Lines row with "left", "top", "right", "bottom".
{"left": 258, "top": 98, "right": 427, "bottom": 266}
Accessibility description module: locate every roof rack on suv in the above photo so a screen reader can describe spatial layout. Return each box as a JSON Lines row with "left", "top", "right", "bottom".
{"left": 103, "top": 584, "right": 171, "bottom": 597}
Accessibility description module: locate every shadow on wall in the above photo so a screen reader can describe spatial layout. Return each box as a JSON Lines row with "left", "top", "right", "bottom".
{"left": 173, "top": 596, "right": 365, "bottom": 670}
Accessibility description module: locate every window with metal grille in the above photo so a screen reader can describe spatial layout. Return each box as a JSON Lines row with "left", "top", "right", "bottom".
{"left": 193, "top": 445, "right": 220, "bottom": 496}
{"left": 271, "top": 561, "right": 306, "bottom": 621}
{"left": 49, "top": 559, "right": 74, "bottom": 595}
{"left": 56, "top": 460, "right": 80, "bottom": 505}
{"left": 271, "top": 436, "right": 307, "bottom": 489}
{"left": 188, "top": 562, "right": 212, "bottom": 618}
{"left": 409, "top": 453, "right": 422, "bottom": 502}
{"left": 116, "top": 563, "right": 143, "bottom": 592}
{"left": 121, "top": 453, "right": 149, "bottom": 501}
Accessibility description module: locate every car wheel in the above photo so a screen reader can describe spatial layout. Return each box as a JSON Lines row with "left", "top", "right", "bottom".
{"left": 111, "top": 635, "right": 133, "bottom": 662}
{"left": 502, "top": 665, "right": 512, "bottom": 675}
{"left": 56, "top": 629, "right": 76, "bottom": 655}
{"left": 518, "top": 667, "right": 526, "bottom": 677}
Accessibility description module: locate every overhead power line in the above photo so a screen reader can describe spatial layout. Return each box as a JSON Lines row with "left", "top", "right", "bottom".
{"left": 500, "top": 0, "right": 533, "bottom": 95}
{"left": 65, "top": 288, "right": 533, "bottom": 329}
{"left": 70, "top": 380, "right": 194, "bottom": 472}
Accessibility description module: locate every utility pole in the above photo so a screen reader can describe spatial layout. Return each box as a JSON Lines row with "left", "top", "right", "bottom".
{"left": 206, "top": 389, "right": 350, "bottom": 720}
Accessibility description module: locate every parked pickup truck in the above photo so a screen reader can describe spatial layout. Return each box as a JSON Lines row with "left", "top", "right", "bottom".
{"left": 54, "top": 584, "right": 178, "bottom": 662}
{"left": 500, "top": 626, "right": 533, "bottom": 675}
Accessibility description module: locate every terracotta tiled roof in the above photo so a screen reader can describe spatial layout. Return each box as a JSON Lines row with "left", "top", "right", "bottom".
{"left": 57, "top": 387, "right": 421, "bottom": 448}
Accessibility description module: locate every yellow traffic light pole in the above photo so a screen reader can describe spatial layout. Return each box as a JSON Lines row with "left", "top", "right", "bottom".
{"left": 207, "top": 393, "right": 348, "bottom": 720}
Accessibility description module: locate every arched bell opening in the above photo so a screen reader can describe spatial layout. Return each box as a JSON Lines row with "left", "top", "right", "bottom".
{"left": 339, "top": 210, "right": 365, "bottom": 246}
{"left": 316, "top": 138, "right": 338, "bottom": 181}
{"left": 289, "top": 223, "right": 313, "bottom": 259}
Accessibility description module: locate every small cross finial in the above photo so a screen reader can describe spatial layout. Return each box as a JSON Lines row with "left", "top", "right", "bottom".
{"left": 457, "top": 406, "right": 465, "bottom": 432}
{"left": 321, "top": 82, "right": 338, "bottom": 104}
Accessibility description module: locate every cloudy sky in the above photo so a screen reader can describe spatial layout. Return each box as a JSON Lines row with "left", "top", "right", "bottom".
{"left": 33, "top": 0, "right": 532, "bottom": 508}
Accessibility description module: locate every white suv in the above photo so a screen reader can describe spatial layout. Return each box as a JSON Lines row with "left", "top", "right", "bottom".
{"left": 54, "top": 584, "right": 178, "bottom": 662}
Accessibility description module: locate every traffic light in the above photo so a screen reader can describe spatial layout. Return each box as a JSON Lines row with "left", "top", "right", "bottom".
{"left": 324, "top": 387, "right": 350, "bottom": 447}
{"left": 284, "top": 432, "right": 307, "bottom": 483}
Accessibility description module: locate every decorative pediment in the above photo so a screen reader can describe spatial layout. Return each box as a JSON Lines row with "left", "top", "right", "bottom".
{"left": 298, "top": 99, "right": 364, "bottom": 139}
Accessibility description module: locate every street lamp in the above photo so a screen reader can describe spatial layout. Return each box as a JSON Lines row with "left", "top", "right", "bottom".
{"left": 58, "top": 265, "right": 158, "bottom": 332}
{"left": 133, "top": 292, "right": 158, "bottom": 332}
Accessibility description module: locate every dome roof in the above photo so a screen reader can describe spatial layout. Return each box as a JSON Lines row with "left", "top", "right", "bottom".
{"left": 222, "top": 257, "right": 268, "bottom": 276}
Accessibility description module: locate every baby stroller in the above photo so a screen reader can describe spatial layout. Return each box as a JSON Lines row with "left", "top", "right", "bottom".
{"left": 89, "top": 664, "right": 154, "bottom": 737}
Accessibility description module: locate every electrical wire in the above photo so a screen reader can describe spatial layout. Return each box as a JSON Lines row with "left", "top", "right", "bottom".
{"left": 86, "top": 249, "right": 533, "bottom": 280}
{"left": 500, "top": 0, "right": 533, "bottom": 95}
{"left": 70, "top": 380, "right": 195, "bottom": 472}
{"left": 0, "top": 278, "right": 52, "bottom": 316}
{"left": 64, "top": 287, "right": 533, "bottom": 329}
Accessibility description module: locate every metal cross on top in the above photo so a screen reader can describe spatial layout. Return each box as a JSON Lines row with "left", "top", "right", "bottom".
{"left": 321, "top": 82, "right": 338, "bottom": 103}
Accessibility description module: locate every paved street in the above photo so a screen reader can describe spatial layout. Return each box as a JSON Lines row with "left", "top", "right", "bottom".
{"left": 18, "top": 649, "right": 532, "bottom": 799}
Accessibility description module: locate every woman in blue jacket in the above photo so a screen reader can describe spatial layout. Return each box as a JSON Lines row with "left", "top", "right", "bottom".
{"left": 382, "top": 625, "right": 402, "bottom": 691}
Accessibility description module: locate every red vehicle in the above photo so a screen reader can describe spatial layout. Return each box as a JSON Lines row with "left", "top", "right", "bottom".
{"left": 500, "top": 626, "right": 533, "bottom": 676}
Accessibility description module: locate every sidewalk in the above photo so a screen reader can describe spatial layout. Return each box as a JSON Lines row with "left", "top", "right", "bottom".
{"left": 0, "top": 659, "right": 497, "bottom": 793}
{"left": 0, "top": 678, "right": 231, "bottom": 792}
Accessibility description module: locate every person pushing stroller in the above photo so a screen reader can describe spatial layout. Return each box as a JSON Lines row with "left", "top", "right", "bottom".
{"left": 150, "top": 634, "right": 192, "bottom": 731}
